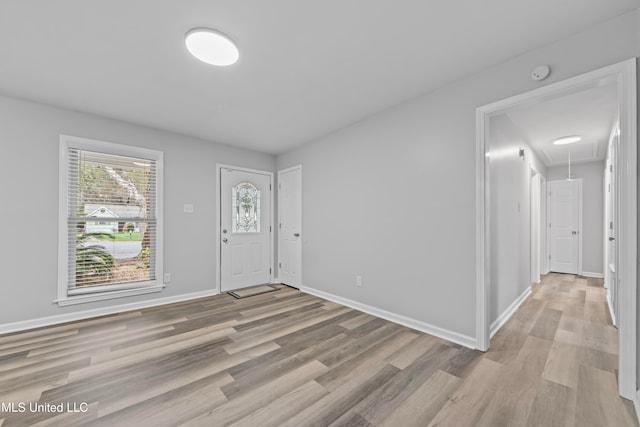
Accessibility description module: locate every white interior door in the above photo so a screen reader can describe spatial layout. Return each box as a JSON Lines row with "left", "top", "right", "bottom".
{"left": 220, "top": 167, "right": 272, "bottom": 291}
{"left": 548, "top": 179, "right": 580, "bottom": 274}
{"left": 605, "top": 129, "right": 618, "bottom": 323}
{"left": 278, "top": 166, "right": 302, "bottom": 288}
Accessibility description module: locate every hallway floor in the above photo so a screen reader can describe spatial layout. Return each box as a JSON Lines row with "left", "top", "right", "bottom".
{"left": 477, "top": 273, "right": 638, "bottom": 426}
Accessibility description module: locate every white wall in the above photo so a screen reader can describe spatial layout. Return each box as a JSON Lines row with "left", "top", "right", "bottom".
{"left": 277, "top": 10, "right": 639, "bottom": 341}
{"left": 0, "top": 94, "right": 275, "bottom": 326}
{"left": 547, "top": 161, "right": 605, "bottom": 276}
{"left": 488, "top": 114, "right": 547, "bottom": 326}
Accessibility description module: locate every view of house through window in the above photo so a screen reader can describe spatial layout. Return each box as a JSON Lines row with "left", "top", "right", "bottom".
{"left": 67, "top": 148, "right": 157, "bottom": 292}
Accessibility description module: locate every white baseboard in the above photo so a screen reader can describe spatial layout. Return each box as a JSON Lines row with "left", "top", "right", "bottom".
{"left": 635, "top": 390, "right": 640, "bottom": 425}
{"left": 490, "top": 287, "right": 532, "bottom": 338}
{"left": 0, "top": 289, "right": 220, "bottom": 335}
{"left": 582, "top": 271, "right": 604, "bottom": 278}
{"left": 300, "top": 286, "right": 476, "bottom": 349}
{"left": 606, "top": 292, "right": 617, "bottom": 327}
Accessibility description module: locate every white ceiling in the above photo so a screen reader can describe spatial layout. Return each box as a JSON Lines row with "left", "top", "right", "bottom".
{"left": 503, "top": 81, "right": 618, "bottom": 167}
{"left": 0, "top": 1, "right": 636, "bottom": 154}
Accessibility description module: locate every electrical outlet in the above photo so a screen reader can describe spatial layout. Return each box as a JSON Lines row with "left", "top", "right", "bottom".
{"left": 163, "top": 273, "right": 171, "bottom": 283}
{"left": 356, "top": 276, "right": 362, "bottom": 287}
{"left": 184, "top": 204, "right": 194, "bottom": 214}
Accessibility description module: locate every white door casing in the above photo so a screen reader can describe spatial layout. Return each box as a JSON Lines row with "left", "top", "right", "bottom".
{"left": 278, "top": 165, "right": 302, "bottom": 288}
{"left": 220, "top": 167, "right": 272, "bottom": 292}
{"left": 548, "top": 179, "right": 581, "bottom": 275}
{"left": 540, "top": 175, "right": 548, "bottom": 274}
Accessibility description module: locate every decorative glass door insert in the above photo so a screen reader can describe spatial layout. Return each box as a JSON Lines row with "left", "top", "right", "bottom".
{"left": 232, "top": 182, "right": 261, "bottom": 233}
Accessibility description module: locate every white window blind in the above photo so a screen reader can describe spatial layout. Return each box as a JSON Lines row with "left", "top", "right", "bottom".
{"left": 60, "top": 137, "right": 162, "bottom": 300}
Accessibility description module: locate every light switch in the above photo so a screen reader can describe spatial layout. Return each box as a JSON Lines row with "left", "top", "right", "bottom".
{"left": 184, "top": 204, "right": 194, "bottom": 214}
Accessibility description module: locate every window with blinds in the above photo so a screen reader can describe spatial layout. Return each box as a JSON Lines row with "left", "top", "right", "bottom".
{"left": 58, "top": 135, "right": 163, "bottom": 304}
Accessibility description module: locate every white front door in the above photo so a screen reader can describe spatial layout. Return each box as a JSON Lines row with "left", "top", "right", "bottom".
{"left": 220, "top": 167, "right": 272, "bottom": 292}
{"left": 278, "top": 166, "right": 302, "bottom": 288}
{"left": 548, "top": 179, "right": 581, "bottom": 274}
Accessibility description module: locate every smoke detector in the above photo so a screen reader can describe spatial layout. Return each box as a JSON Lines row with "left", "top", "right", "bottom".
{"left": 531, "top": 65, "right": 550, "bottom": 81}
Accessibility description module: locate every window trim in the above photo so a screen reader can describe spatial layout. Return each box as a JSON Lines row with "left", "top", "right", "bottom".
{"left": 57, "top": 134, "right": 164, "bottom": 306}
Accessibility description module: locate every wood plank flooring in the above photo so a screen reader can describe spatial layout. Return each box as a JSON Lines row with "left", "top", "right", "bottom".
{"left": 0, "top": 274, "right": 637, "bottom": 426}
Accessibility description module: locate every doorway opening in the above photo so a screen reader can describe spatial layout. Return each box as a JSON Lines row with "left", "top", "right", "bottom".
{"left": 476, "top": 59, "right": 637, "bottom": 400}
{"left": 604, "top": 124, "right": 620, "bottom": 326}
{"left": 530, "top": 166, "right": 542, "bottom": 284}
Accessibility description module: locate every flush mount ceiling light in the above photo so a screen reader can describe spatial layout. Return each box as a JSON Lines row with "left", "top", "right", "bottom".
{"left": 553, "top": 135, "right": 582, "bottom": 145}
{"left": 185, "top": 28, "right": 239, "bottom": 66}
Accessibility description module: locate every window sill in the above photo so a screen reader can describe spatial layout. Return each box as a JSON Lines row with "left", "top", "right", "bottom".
{"left": 55, "top": 284, "right": 165, "bottom": 307}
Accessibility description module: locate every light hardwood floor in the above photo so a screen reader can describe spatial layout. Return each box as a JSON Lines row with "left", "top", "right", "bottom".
{"left": 0, "top": 274, "right": 637, "bottom": 426}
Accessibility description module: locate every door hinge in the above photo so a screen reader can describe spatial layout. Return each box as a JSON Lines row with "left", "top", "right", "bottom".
{"left": 270, "top": 184, "right": 272, "bottom": 190}
{"left": 279, "top": 262, "right": 282, "bottom": 268}
{"left": 270, "top": 226, "right": 272, "bottom": 232}
{"left": 279, "top": 223, "right": 282, "bottom": 229}
{"left": 279, "top": 183, "right": 282, "bottom": 189}
{"left": 610, "top": 165, "right": 613, "bottom": 172}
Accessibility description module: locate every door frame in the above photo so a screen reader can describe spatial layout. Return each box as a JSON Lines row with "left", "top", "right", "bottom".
{"left": 216, "top": 164, "right": 275, "bottom": 294}
{"left": 475, "top": 58, "right": 636, "bottom": 400}
{"left": 540, "top": 174, "right": 548, "bottom": 274}
{"left": 546, "top": 178, "right": 583, "bottom": 276}
{"left": 277, "top": 164, "right": 303, "bottom": 288}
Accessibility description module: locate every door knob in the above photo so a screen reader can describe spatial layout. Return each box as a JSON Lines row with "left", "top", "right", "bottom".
{"left": 609, "top": 237, "right": 615, "bottom": 241}
{"left": 222, "top": 238, "right": 228, "bottom": 243}
{"left": 571, "top": 231, "right": 577, "bottom": 235}
{"left": 294, "top": 233, "right": 300, "bottom": 237}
